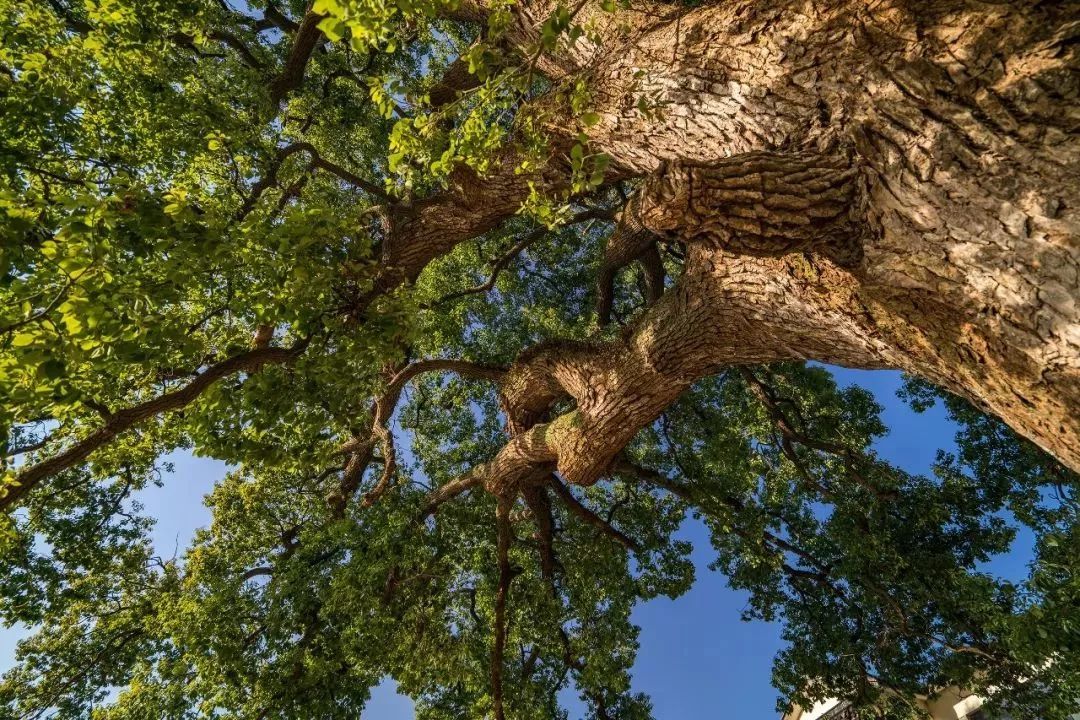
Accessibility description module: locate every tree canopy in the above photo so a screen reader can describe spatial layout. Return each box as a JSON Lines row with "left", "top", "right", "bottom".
{"left": 1, "top": 1, "right": 1078, "bottom": 718}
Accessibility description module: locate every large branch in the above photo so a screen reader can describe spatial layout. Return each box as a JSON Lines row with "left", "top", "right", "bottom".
{"left": 379, "top": 155, "right": 558, "bottom": 284}
{"left": 631, "top": 149, "right": 1080, "bottom": 470}
{"left": 486, "top": 245, "right": 897, "bottom": 490}
{"left": 467, "top": 0, "right": 1079, "bottom": 467}
{"left": 428, "top": 53, "right": 486, "bottom": 109}
{"left": 595, "top": 192, "right": 663, "bottom": 326}
{"left": 419, "top": 473, "right": 485, "bottom": 518}
{"left": 3, "top": 342, "right": 306, "bottom": 511}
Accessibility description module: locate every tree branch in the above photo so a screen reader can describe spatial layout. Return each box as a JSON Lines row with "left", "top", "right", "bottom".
{"left": 4, "top": 434, "right": 51, "bottom": 459}
{"left": 596, "top": 193, "right": 662, "bottom": 326}
{"left": 330, "top": 358, "right": 506, "bottom": 513}
{"left": 428, "top": 53, "right": 485, "bottom": 109}
{"left": 268, "top": 8, "right": 326, "bottom": 106}
{"left": 739, "top": 367, "right": 898, "bottom": 500}
{"left": 615, "top": 456, "right": 833, "bottom": 574}
{"left": 0, "top": 273, "right": 78, "bottom": 336}
{"left": 435, "top": 209, "right": 610, "bottom": 305}
{"left": 522, "top": 485, "right": 557, "bottom": 583}
{"left": 286, "top": 142, "right": 389, "bottom": 199}
{"left": 3, "top": 339, "right": 308, "bottom": 512}
{"left": 547, "top": 476, "right": 640, "bottom": 552}
{"left": 419, "top": 473, "right": 484, "bottom": 519}
{"left": 207, "top": 30, "right": 266, "bottom": 70}
{"left": 259, "top": 1, "right": 300, "bottom": 33}
{"left": 241, "top": 565, "right": 274, "bottom": 582}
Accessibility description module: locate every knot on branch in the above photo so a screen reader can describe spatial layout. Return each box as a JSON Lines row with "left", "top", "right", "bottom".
{"left": 498, "top": 339, "right": 601, "bottom": 435}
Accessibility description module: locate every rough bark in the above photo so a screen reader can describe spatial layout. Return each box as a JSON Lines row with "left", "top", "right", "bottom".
{"left": 484, "top": 244, "right": 900, "bottom": 492}
{"left": 482, "top": 0, "right": 1080, "bottom": 470}
{"left": 370, "top": 154, "right": 567, "bottom": 301}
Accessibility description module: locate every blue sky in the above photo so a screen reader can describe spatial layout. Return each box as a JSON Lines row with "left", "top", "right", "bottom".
{"left": 0, "top": 368, "right": 1037, "bottom": 719}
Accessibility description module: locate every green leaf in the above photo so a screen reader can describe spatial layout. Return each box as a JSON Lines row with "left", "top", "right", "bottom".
{"left": 39, "top": 358, "right": 66, "bottom": 379}
{"left": 317, "top": 17, "right": 347, "bottom": 43}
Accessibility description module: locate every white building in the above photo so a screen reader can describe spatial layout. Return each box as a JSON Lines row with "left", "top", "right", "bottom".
{"left": 783, "top": 687, "right": 991, "bottom": 720}
{"left": 783, "top": 687, "right": 1079, "bottom": 720}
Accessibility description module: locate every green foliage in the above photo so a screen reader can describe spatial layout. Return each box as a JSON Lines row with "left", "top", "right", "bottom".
{"left": 313, "top": 0, "right": 460, "bottom": 51}
{"left": 0, "top": 1, "right": 1078, "bottom": 719}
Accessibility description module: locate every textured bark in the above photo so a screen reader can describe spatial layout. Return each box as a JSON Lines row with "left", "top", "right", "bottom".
{"left": 639, "top": 153, "right": 866, "bottom": 265}
{"left": 482, "top": 0, "right": 1080, "bottom": 469}
{"left": 428, "top": 52, "right": 486, "bottom": 109}
{"left": 484, "top": 244, "right": 900, "bottom": 492}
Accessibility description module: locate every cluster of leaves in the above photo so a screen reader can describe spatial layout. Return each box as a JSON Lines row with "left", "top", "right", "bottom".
{"left": 0, "top": 0, "right": 401, "bottom": 498}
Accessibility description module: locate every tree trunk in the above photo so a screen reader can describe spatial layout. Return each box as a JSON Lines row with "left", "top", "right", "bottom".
{"left": 497, "top": 0, "right": 1080, "bottom": 469}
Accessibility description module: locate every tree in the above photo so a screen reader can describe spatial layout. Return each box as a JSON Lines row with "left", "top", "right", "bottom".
{"left": 0, "top": 0, "right": 1078, "bottom": 717}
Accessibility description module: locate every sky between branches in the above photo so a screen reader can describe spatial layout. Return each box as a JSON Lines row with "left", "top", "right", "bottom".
{"left": 0, "top": 368, "right": 1036, "bottom": 719}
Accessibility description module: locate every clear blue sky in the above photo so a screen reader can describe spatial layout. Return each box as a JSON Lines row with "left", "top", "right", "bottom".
{"left": 0, "top": 368, "right": 1036, "bottom": 719}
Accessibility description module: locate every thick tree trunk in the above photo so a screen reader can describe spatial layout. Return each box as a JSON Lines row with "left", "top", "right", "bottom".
{"left": 496, "top": 0, "right": 1080, "bottom": 469}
